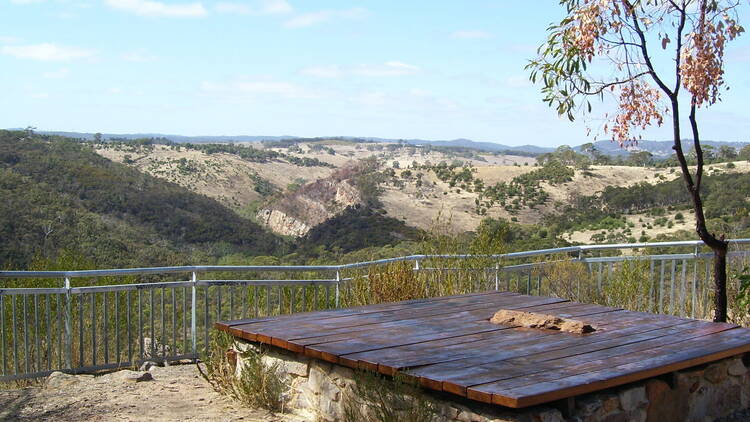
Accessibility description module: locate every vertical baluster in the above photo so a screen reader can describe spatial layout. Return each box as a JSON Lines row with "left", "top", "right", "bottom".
{"left": 183, "top": 286, "right": 188, "bottom": 356}
{"left": 91, "top": 293, "right": 96, "bottom": 366}
{"left": 659, "top": 260, "right": 665, "bottom": 314}
{"left": 78, "top": 294, "right": 84, "bottom": 368}
{"left": 161, "top": 288, "right": 165, "bottom": 360}
{"left": 12, "top": 297, "right": 18, "bottom": 375}
{"left": 669, "top": 259, "right": 677, "bottom": 315}
{"left": 266, "top": 286, "right": 271, "bottom": 316}
{"left": 314, "top": 284, "right": 319, "bottom": 311}
{"left": 0, "top": 295, "right": 5, "bottom": 376}
{"left": 648, "top": 260, "right": 655, "bottom": 311}
{"left": 253, "top": 286, "right": 258, "bottom": 318}
{"left": 103, "top": 292, "right": 108, "bottom": 364}
{"left": 46, "top": 294, "right": 51, "bottom": 371}
{"left": 172, "top": 288, "right": 176, "bottom": 359}
{"left": 138, "top": 290, "right": 143, "bottom": 361}
{"left": 204, "top": 286, "right": 209, "bottom": 358}
{"left": 290, "top": 286, "right": 296, "bottom": 314}
{"left": 217, "top": 286, "right": 222, "bottom": 322}
{"left": 690, "top": 253, "right": 698, "bottom": 318}
{"left": 34, "top": 294, "right": 40, "bottom": 373}
{"left": 278, "top": 286, "right": 282, "bottom": 315}
{"left": 229, "top": 286, "right": 234, "bottom": 321}
{"left": 325, "top": 285, "right": 330, "bottom": 309}
{"left": 23, "top": 295, "right": 29, "bottom": 374}
{"left": 150, "top": 288, "right": 155, "bottom": 359}
{"left": 302, "top": 286, "right": 307, "bottom": 312}
{"left": 680, "top": 259, "right": 687, "bottom": 317}
{"left": 127, "top": 290, "right": 132, "bottom": 365}
{"left": 115, "top": 291, "right": 120, "bottom": 364}
{"left": 57, "top": 294, "right": 63, "bottom": 369}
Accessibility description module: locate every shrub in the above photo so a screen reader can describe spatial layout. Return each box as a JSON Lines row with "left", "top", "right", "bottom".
{"left": 198, "top": 331, "right": 287, "bottom": 412}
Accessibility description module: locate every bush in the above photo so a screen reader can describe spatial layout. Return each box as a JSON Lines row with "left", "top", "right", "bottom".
{"left": 199, "top": 331, "right": 287, "bottom": 412}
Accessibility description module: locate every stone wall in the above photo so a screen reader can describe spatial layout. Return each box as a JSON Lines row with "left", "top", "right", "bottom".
{"left": 233, "top": 339, "right": 750, "bottom": 422}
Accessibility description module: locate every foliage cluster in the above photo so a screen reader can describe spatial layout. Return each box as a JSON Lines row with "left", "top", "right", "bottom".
{"left": 199, "top": 331, "right": 287, "bottom": 412}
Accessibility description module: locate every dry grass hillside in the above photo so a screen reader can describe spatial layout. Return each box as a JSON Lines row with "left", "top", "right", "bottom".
{"left": 93, "top": 140, "right": 750, "bottom": 238}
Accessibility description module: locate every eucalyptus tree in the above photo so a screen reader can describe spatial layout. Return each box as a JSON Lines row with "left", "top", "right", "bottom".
{"left": 527, "top": 0, "right": 744, "bottom": 321}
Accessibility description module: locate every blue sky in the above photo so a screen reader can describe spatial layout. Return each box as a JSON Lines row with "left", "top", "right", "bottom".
{"left": 1, "top": 0, "right": 749, "bottom": 147}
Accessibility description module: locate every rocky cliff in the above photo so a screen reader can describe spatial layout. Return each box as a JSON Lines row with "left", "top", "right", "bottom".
{"left": 256, "top": 171, "right": 362, "bottom": 237}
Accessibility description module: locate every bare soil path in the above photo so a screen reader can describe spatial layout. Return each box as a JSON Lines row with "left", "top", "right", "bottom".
{"left": 0, "top": 365, "right": 301, "bottom": 422}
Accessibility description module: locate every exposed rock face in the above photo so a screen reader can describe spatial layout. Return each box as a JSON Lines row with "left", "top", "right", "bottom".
{"left": 257, "top": 171, "right": 362, "bottom": 237}
{"left": 256, "top": 209, "right": 311, "bottom": 237}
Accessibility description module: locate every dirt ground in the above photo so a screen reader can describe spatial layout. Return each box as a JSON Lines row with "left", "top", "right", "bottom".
{"left": 0, "top": 364, "right": 301, "bottom": 422}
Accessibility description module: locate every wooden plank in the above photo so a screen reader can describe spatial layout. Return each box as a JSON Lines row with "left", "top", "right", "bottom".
{"left": 498, "top": 327, "right": 750, "bottom": 408}
{"left": 300, "top": 296, "right": 569, "bottom": 361}
{"left": 224, "top": 291, "right": 518, "bottom": 339}
{"left": 434, "top": 320, "right": 705, "bottom": 397}
{"left": 254, "top": 292, "right": 536, "bottom": 343}
{"left": 466, "top": 321, "right": 740, "bottom": 406}
{"left": 355, "top": 304, "right": 622, "bottom": 376}
{"left": 220, "top": 290, "right": 514, "bottom": 329}
{"left": 400, "top": 308, "right": 687, "bottom": 380}
{"left": 292, "top": 295, "right": 568, "bottom": 348}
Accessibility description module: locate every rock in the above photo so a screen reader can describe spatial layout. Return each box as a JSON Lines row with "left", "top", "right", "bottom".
{"left": 727, "top": 359, "right": 747, "bottom": 377}
{"left": 645, "top": 379, "right": 670, "bottom": 404}
{"left": 490, "top": 310, "right": 595, "bottom": 334}
{"left": 618, "top": 386, "right": 646, "bottom": 412}
{"left": 46, "top": 371, "right": 89, "bottom": 389}
{"left": 129, "top": 372, "right": 153, "bottom": 382}
{"left": 705, "top": 361, "right": 729, "bottom": 384}
{"left": 533, "top": 408, "right": 565, "bottom": 422}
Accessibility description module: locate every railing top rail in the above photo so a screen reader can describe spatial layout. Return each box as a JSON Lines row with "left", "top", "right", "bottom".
{"left": 1, "top": 238, "right": 748, "bottom": 279}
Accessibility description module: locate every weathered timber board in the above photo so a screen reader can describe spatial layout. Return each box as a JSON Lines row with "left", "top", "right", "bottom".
{"left": 216, "top": 292, "right": 750, "bottom": 408}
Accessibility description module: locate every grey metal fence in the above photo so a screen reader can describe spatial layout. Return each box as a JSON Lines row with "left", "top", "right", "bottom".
{"left": 1, "top": 238, "right": 749, "bottom": 381}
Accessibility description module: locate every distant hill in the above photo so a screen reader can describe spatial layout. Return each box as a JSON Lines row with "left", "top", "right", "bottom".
{"left": 576, "top": 139, "right": 750, "bottom": 158}
{"left": 18, "top": 129, "right": 749, "bottom": 159}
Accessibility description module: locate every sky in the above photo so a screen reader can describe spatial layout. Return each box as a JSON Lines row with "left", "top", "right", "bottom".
{"left": 1, "top": 0, "right": 749, "bottom": 147}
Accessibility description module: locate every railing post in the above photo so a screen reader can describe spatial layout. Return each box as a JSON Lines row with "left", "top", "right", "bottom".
{"left": 494, "top": 264, "right": 500, "bottom": 291}
{"left": 63, "top": 277, "right": 72, "bottom": 372}
{"left": 191, "top": 271, "right": 197, "bottom": 358}
{"left": 334, "top": 270, "right": 340, "bottom": 308}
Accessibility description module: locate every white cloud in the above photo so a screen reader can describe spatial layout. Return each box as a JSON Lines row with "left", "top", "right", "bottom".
{"left": 300, "top": 65, "right": 343, "bottom": 78}
{"left": 0, "top": 43, "right": 95, "bottom": 61}
{"left": 105, "top": 0, "right": 207, "bottom": 17}
{"left": 122, "top": 50, "right": 158, "bottom": 62}
{"left": 355, "top": 61, "right": 419, "bottom": 77}
{"left": 301, "top": 61, "right": 420, "bottom": 78}
{"left": 42, "top": 67, "right": 70, "bottom": 79}
{"left": 202, "top": 80, "right": 319, "bottom": 99}
{"left": 108, "top": 87, "right": 123, "bottom": 94}
{"left": 30, "top": 92, "right": 50, "bottom": 99}
{"left": 451, "top": 30, "right": 491, "bottom": 39}
{"left": 284, "top": 7, "right": 366, "bottom": 28}
{"left": 10, "top": 0, "right": 46, "bottom": 4}
{"left": 216, "top": 0, "right": 292, "bottom": 15}
{"left": 0, "top": 36, "right": 21, "bottom": 44}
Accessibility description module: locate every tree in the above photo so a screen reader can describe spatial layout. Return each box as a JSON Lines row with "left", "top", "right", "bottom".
{"left": 527, "top": 0, "right": 744, "bottom": 322}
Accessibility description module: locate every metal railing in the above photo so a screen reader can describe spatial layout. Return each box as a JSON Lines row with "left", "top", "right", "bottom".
{"left": 1, "top": 238, "right": 749, "bottom": 381}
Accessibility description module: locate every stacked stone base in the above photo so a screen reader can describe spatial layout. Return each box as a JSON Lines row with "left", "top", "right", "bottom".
{"left": 234, "top": 340, "right": 750, "bottom": 422}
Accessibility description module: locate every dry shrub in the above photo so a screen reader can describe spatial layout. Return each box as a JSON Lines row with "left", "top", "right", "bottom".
{"left": 198, "top": 331, "right": 287, "bottom": 412}
{"left": 602, "top": 260, "right": 653, "bottom": 312}
{"left": 346, "top": 262, "right": 428, "bottom": 307}
{"left": 538, "top": 260, "right": 594, "bottom": 302}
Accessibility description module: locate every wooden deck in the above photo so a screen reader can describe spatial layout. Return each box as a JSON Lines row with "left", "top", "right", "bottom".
{"left": 216, "top": 291, "right": 750, "bottom": 408}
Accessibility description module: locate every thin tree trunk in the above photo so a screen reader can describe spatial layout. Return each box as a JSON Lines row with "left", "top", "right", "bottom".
{"left": 711, "top": 243, "right": 728, "bottom": 322}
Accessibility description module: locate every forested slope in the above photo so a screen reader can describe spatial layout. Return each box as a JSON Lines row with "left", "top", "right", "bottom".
{"left": 0, "top": 131, "right": 287, "bottom": 269}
